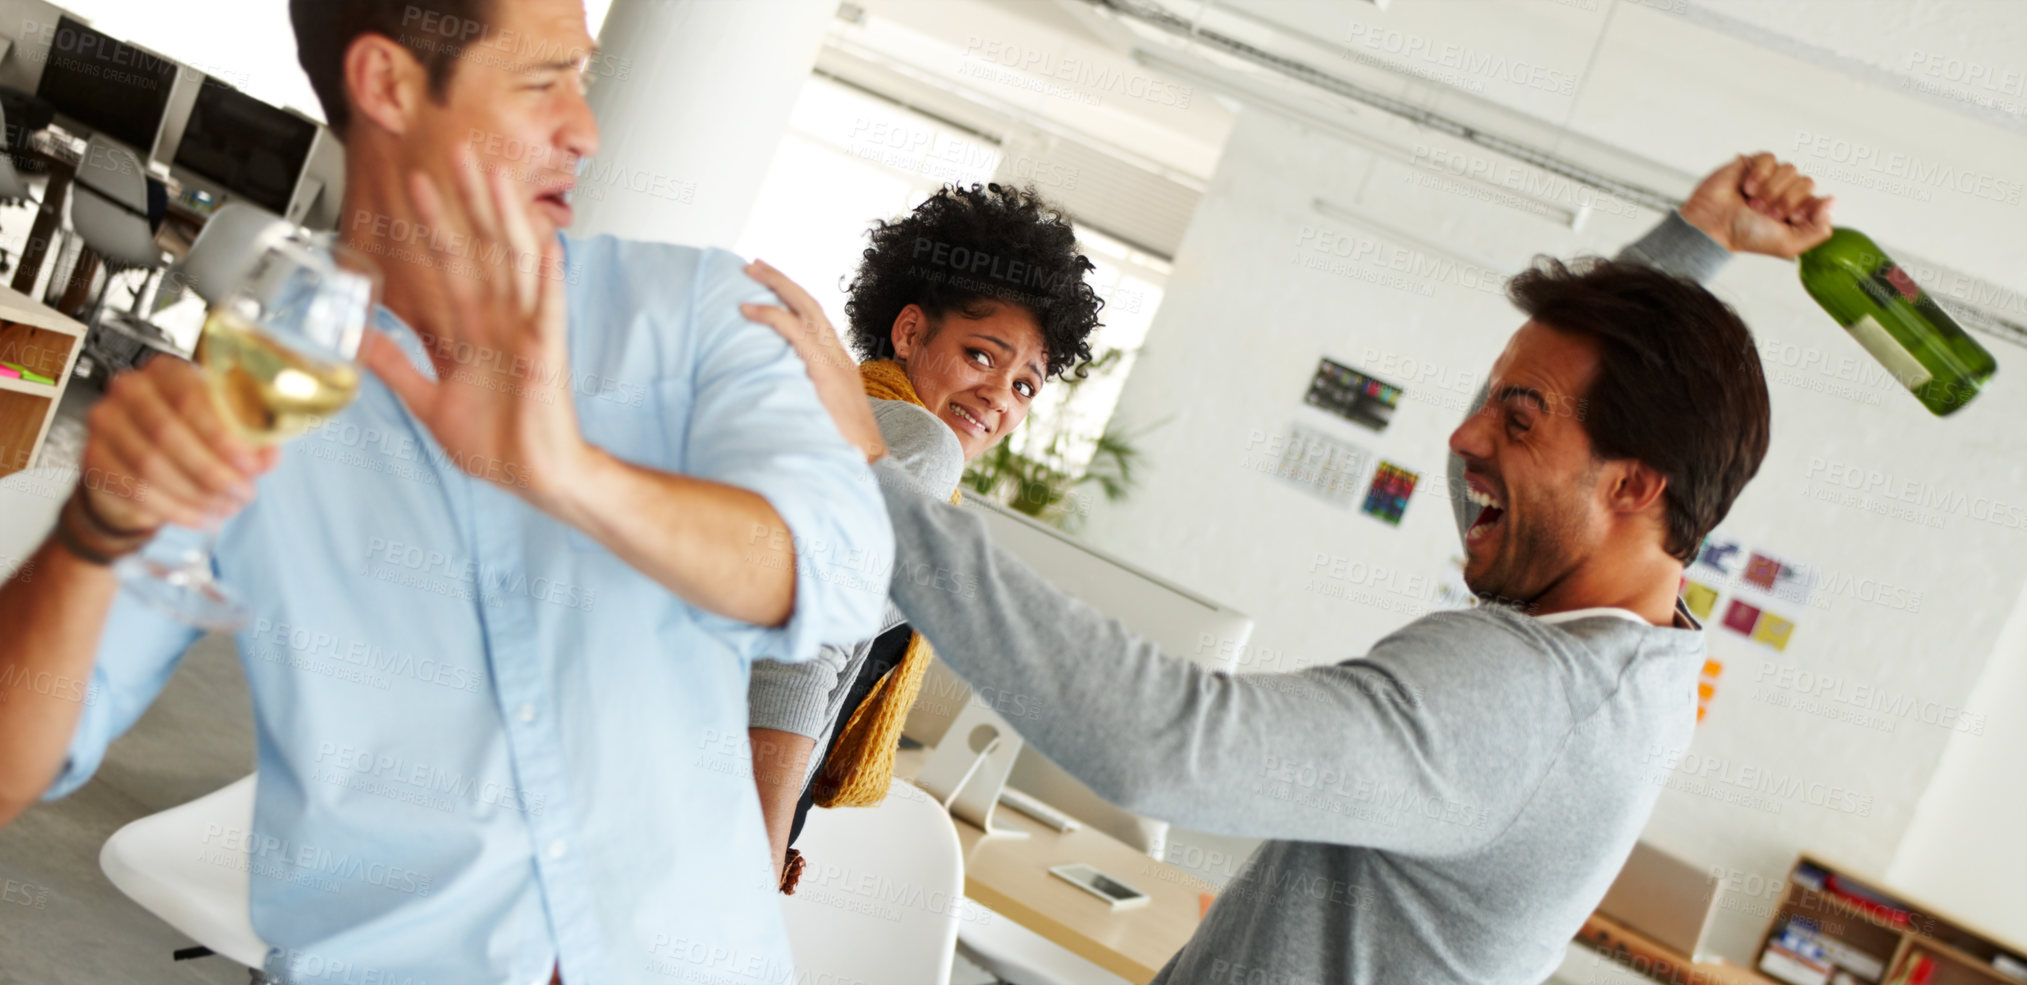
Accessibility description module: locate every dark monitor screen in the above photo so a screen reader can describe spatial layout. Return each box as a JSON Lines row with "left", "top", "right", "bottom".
{"left": 174, "top": 78, "right": 317, "bottom": 215}
{"left": 36, "top": 16, "right": 178, "bottom": 153}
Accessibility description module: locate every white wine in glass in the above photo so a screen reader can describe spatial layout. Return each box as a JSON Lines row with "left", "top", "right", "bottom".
{"left": 198, "top": 306, "right": 362, "bottom": 444}
{"left": 116, "top": 235, "right": 379, "bottom": 630}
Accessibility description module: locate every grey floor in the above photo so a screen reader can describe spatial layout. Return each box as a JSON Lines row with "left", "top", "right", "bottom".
{"left": 0, "top": 631, "right": 255, "bottom": 985}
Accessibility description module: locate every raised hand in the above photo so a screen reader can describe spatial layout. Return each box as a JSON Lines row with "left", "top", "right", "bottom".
{"left": 357, "top": 146, "right": 587, "bottom": 507}
{"left": 1680, "top": 152, "right": 1836, "bottom": 259}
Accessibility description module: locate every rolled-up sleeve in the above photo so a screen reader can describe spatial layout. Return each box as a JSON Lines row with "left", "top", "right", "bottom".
{"left": 678, "top": 249, "right": 893, "bottom": 663}
{"left": 748, "top": 643, "right": 852, "bottom": 737}
{"left": 42, "top": 592, "right": 200, "bottom": 800}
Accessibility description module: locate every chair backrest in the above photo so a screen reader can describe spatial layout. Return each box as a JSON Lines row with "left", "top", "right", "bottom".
{"left": 98, "top": 774, "right": 270, "bottom": 968}
{"left": 778, "top": 778, "right": 965, "bottom": 985}
{"left": 0, "top": 97, "right": 28, "bottom": 203}
{"left": 0, "top": 150, "right": 26, "bottom": 204}
{"left": 70, "top": 135, "right": 160, "bottom": 268}
{"left": 174, "top": 202, "right": 290, "bottom": 305}
{"left": 0, "top": 467, "right": 72, "bottom": 576}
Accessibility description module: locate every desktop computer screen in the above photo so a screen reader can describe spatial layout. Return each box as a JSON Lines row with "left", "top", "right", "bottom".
{"left": 35, "top": 16, "right": 177, "bottom": 153}
{"left": 173, "top": 78, "right": 318, "bottom": 216}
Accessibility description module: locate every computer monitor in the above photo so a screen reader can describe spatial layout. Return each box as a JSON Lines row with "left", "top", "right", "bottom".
{"left": 35, "top": 16, "right": 177, "bottom": 153}
{"left": 173, "top": 77, "right": 318, "bottom": 216}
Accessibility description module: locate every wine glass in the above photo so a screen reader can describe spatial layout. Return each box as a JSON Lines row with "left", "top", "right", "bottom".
{"left": 115, "top": 236, "right": 378, "bottom": 631}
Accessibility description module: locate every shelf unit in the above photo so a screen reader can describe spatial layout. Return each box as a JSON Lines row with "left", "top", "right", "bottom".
{"left": 0, "top": 287, "right": 85, "bottom": 476}
{"left": 1754, "top": 853, "right": 2027, "bottom": 985}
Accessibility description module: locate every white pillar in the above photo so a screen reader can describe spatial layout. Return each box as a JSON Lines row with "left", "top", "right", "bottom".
{"left": 573, "top": 0, "right": 831, "bottom": 247}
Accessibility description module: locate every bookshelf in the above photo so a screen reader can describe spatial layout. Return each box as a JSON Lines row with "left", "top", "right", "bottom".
{"left": 1754, "top": 853, "right": 2027, "bottom": 985}
{"left": 0, "top": 287, "right": 85, "bottom": 477}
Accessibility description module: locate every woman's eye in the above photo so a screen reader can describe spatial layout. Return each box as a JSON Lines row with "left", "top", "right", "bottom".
{"left": 1015, "top": 382, "right": 1035, "bottom": 398}
{"left": 968, "top": 349, "right": 991, "bottom": 366}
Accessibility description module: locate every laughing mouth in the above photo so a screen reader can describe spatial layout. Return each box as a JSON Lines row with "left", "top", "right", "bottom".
{"left": 1465, "top": 483, "right": 1506, "bottom": 544}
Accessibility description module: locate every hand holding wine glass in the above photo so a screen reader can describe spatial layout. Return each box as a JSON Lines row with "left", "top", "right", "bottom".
{"left": 106, "top": 235, "right": 379, "bottom": 629}
{"left": 78, "top": 357, "right": 276, "bottom": 535}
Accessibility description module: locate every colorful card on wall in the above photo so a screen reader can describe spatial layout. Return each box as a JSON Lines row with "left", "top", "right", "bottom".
{"left": 1305, "top": 358, "right": 1403, "bottom": 431}
{"left": 1696, "top": 536, "right": 1744, "bottom": 579}
{"left": 1721, "top": 598, "right": 1761, "bottom": 636}
{"left": 1361, "top": 461, "right": 1419, "bottom": 526}
{"left": 1681, "top": 579, "right": 1720, "bottom": 621}
{"left": 1721, "top": 598, "right": 1798, "bottom": 652}
{"left": 1743, "top": 551, "right": 1817, "bottom": 606}
{"left": 1751, "top": 611, "right": 1795, "bottom": 652}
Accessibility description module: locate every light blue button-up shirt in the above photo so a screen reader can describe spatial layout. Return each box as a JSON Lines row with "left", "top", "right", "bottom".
{"left": 46, "top": 237, "right": 893, "bottom": 984}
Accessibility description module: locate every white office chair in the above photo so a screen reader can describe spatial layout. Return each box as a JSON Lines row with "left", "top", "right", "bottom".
{"left": 0, "top": 466, "right": 70, "bottom": 574}
{"left": 171, "top": 201, "right": 289, "bottom": 305}
{"left": 99, "top": 773, "right": 275, "bottom": 983}
{"left": 68, "top": 134, "right": 170, "bottom": 379}
{"left": 69, "top": 135, "right": 162, "bottom": 318}
{"left": 779, "top": 777, "right": 966, "bottom": 985}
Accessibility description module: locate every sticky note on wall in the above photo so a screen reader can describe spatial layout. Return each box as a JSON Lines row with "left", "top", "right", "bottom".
{"left": 1682, "top": 580, "right": 1720, "bottom": 621}
{"left": 1696, "top": 658, "right": 1723, "bottom": 724}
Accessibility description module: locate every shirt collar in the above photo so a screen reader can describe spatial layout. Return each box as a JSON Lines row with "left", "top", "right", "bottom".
{"left": 1534, "top": 603, "right": 1704, "bottom": 632}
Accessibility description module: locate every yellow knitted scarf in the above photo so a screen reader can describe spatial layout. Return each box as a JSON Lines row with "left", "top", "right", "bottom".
{"left": 810, "top": 359, "right": 961, "bottom": 808}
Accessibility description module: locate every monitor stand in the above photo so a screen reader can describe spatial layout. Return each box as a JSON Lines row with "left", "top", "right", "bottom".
{"left": 914, "top": 701, "right": 1029, "bottom": 840}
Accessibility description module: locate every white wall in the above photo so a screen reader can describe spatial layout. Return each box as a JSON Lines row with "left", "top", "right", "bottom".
{"left": 1887, "top": 576, "right": 2027, "bottom": 946}
{"left": 1080, "top": 0, "right": 2027, "bottom": 960}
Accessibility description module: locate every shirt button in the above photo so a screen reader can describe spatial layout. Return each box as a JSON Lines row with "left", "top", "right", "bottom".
{"left": 547, "top": 840, "right": 567, "bottom": 860}
{"left": 517, "top": 704, "right": 537, "bottom": 723}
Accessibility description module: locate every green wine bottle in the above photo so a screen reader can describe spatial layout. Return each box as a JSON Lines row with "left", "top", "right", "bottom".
{"left": 1798, "top": 228, "right": 1996, "bottom": 416}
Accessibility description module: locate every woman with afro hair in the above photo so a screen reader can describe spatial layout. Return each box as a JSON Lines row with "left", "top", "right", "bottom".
{"left": 743, "top": 182, "right": 1105, "bottom": 891}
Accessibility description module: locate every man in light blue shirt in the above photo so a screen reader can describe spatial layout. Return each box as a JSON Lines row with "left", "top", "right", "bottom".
{"left": 0, "top": 2, "right": 890, "bottom": 983}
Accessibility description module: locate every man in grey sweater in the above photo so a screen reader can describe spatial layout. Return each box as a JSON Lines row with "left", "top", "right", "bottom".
{"left": 758, "top": 153, "right": 1833, "bottom": 983}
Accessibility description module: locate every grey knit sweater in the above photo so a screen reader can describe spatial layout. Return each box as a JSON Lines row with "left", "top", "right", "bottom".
{"left": 747, "top": 399, "right": 963, "bottom": 776}
{"left": 872, "top": 213, "right": 1732, "bottom": 984}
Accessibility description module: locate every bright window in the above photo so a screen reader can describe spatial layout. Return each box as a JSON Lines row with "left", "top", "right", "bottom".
{"left": 737, "top": 74, "right": 1168, "bottom": 476}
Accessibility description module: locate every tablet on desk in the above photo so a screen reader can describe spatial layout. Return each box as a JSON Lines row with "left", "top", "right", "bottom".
{"left": 1050, "top": 863, "right": 1151, "bottom": 910}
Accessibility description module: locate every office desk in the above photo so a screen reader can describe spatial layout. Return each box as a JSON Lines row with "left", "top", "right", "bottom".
{"left": 1576, "top": 912, "right": 1782, "bottom": 985}
{"left": 892, "top": 747, "right": 1211, "bottom": 984}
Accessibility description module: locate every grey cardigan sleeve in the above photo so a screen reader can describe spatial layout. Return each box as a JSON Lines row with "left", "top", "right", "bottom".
{"left": 873, "top": 457, "right": 1576, "bottom": 853}
{"left": 1447, "top": 210, "right": 1734, "bottom": 543}
{"left": 747, "top": 399, "right": 963, "bottom": 738}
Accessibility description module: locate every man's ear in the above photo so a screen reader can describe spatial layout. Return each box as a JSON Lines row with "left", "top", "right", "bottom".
{"left": 890, "top": 304, "right": 929, "bottom": 362}
{"left": 344, "top": 33, "right": 430, "bottom": 138}
{"left": 1607, "top": 459, "right": 1670, "bottom": 521}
